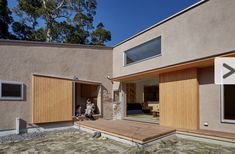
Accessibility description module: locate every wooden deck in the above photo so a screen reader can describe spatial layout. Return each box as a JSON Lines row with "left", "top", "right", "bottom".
{"left": 75, "top": 119, "right": 235, "bottom": 145}
{"left": 76, "top": 119, "right": 175, "bottom": 144}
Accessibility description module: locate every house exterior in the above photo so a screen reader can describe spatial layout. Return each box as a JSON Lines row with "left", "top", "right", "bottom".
{"left": 0, "top": 0, "right": 235, "bottom": 134}
{"left": 112, "top": 0, "right": 235, "bottom": 133}
{"left": 0, "top": 41, "right": 113, "bottom": 130}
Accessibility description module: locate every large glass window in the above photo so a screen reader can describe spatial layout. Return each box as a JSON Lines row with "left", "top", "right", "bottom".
{"left": 222, "top": 85, "right": 235, "bottom": 122}
{"left": 124, "top": 36, "right": 161, "bottom": 65}
{"left": 0, "top": 81, "right": 24, "bottom": 100}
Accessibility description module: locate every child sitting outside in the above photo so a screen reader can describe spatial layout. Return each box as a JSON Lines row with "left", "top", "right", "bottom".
{"left": 85, "top": 99, "right": 95, "bottom": 120}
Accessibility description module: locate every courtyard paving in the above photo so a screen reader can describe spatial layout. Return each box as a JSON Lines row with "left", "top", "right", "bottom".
{"left": 0, "top": 128, "right": 235, "bottom": 154}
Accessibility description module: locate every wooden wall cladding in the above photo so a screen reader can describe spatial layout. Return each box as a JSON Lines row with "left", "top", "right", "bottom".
{"left": 32, "top": 76, "right": 72, "bottom": 123}
{"left": 126, "top": 83, "right": 136, "bottom": 103}
{"left": 159, "top": 68, "right": 199, "bottom": 130}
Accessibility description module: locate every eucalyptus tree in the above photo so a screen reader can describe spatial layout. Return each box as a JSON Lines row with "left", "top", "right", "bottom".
{"left": 0, "top": 0, "right": 12, "bottom": 39}
{"left": 91, "top": 22, "right": 111, "bottom": 46}
{"left": 13, "top": 0, "right": 111, "bottom": 45}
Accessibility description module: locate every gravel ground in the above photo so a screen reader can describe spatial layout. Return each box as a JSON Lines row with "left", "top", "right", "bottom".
{"left": 0, "top": 131, "right": 45, "bottom": 144}
{"left": 0, "top": 128, "right": 81, "bottom": 144}
{"left": 0, "top": 128, "right": 235, "bottom": 154}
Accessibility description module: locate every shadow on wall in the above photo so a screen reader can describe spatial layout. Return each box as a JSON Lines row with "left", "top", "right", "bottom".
{"left": 16, "top": 118, "right": 27, "bottom": 134}
{"left": 198, "top": 67, "right": 214, "bottom": 85}
{"left": 23, "top": 84, "right": 27, "bottom": 101}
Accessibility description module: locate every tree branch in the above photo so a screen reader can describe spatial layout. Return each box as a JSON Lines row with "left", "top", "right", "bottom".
{"left": 56, "top": 0, "right": 65, "bottom": 10}
{"left": 42, "top": 0, "right": 47, "bottom": 10}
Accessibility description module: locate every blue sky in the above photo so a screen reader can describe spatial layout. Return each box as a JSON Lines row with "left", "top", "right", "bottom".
{"left": 8, "top": 0, "right": 199, "bottom": 46}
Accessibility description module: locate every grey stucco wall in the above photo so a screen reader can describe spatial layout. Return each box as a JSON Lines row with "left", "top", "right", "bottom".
{"left": 199, "top": 67, "right": 235, "bottom": 133}
{"left": 113, "top": 0, "right": 235, "bottom": 78}
{"left": 0, "top": 41, "right": 113, "bottom": 130}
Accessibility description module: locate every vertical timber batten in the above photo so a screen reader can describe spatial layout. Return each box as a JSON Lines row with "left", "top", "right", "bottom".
{"left": 32, "top": 76, "right": 72, "bottom": 123}
{"left": 159, "top": 68, "right": 199, "bottom": 130}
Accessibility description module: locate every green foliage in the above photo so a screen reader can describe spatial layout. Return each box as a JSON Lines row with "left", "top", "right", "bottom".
{"left": 91, "top": 22, "right": 111, "bottom": 46}
{"left": 56, "top": 21, "right": 89, "bottom": 44}
{"left": 12, "top": 21, "right": 46, "bottom": 41}
{"left": 15, "top": 0, "right": 43, "bottom": 29}
{"left": 12, "top": 21, "right": 32, "bottom": 40}
{"left": 0, "top": 0, "right": 12, "bottom": 39}
{"left": 9, "top": 0, "right": 111, "bottom": 45}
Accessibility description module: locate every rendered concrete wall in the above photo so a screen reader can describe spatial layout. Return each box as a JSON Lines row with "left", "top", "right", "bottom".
{"left": 0, "top": 41, "right": 113, "bottom": 130}
{"left": 199, "top": 67, "right": 235, "bottom": 133}
{"left": 113, "top": 0, "right": 235, "bottom": 78}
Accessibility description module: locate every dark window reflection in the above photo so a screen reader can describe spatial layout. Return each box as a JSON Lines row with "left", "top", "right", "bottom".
{"left": 1, "top": 83, "right": 22, "bottom": 97}
{"left": 125, "top": 36, "right": 161, "bottom": 65}
{"left": 224, "top": 85, "right": 235, "bottom": 120}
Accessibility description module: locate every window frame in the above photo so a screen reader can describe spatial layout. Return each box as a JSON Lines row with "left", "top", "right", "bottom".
{"left": 0, "top": 80, "right": 24, "bottom": 101}
{"left": 221, "top": 85, "right": 235, "bottom": 124}
{"left": 123, "top": 36, "right": 162, "bottom": 66}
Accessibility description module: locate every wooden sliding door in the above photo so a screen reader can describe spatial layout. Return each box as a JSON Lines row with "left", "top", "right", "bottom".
{"left": 159, "top": 68, "right": 199, "bottom": 130}
{"left": 32, "top": 76, "right": 72, "bottom": 123}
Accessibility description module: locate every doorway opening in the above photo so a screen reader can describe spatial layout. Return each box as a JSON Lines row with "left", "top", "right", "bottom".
{"left": 125, "top": 77, "right": 159, "bottom": 122}
{"left": 74, "top": 82, "right": 100, "bottom": 116}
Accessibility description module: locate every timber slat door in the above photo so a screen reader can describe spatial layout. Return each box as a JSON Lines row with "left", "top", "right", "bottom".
{"left": 159, "top": 68, "right": 199, "bottom": 130}
{"left": 32, "top": 76, "right": 72, "bottom": 123}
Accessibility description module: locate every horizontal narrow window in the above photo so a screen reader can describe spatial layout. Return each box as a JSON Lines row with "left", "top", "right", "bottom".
{"left": 124, "top": 36, "right": 161, "bottom": 65}
{"left": 0, "top": 81, "right": 24, "bottom": 100}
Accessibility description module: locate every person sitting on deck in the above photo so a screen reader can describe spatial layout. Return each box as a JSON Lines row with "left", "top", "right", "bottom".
{"left": 75, "top": 105, "right": 81, "bottom": 117}
{"left": 85, "top": 99, "right": 95, "bottom": 120}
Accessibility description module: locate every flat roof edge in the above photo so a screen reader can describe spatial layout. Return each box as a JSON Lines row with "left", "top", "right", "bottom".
{"left": 0, "top": 39, "right": 113, "bottom": 50}
{"left": 114, "top": 0, "right": 208, "bottom": 48}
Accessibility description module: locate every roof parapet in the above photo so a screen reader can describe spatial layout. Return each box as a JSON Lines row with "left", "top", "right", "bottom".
{"left": 0, "top": 39, "right": 113, "bottom": 50}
